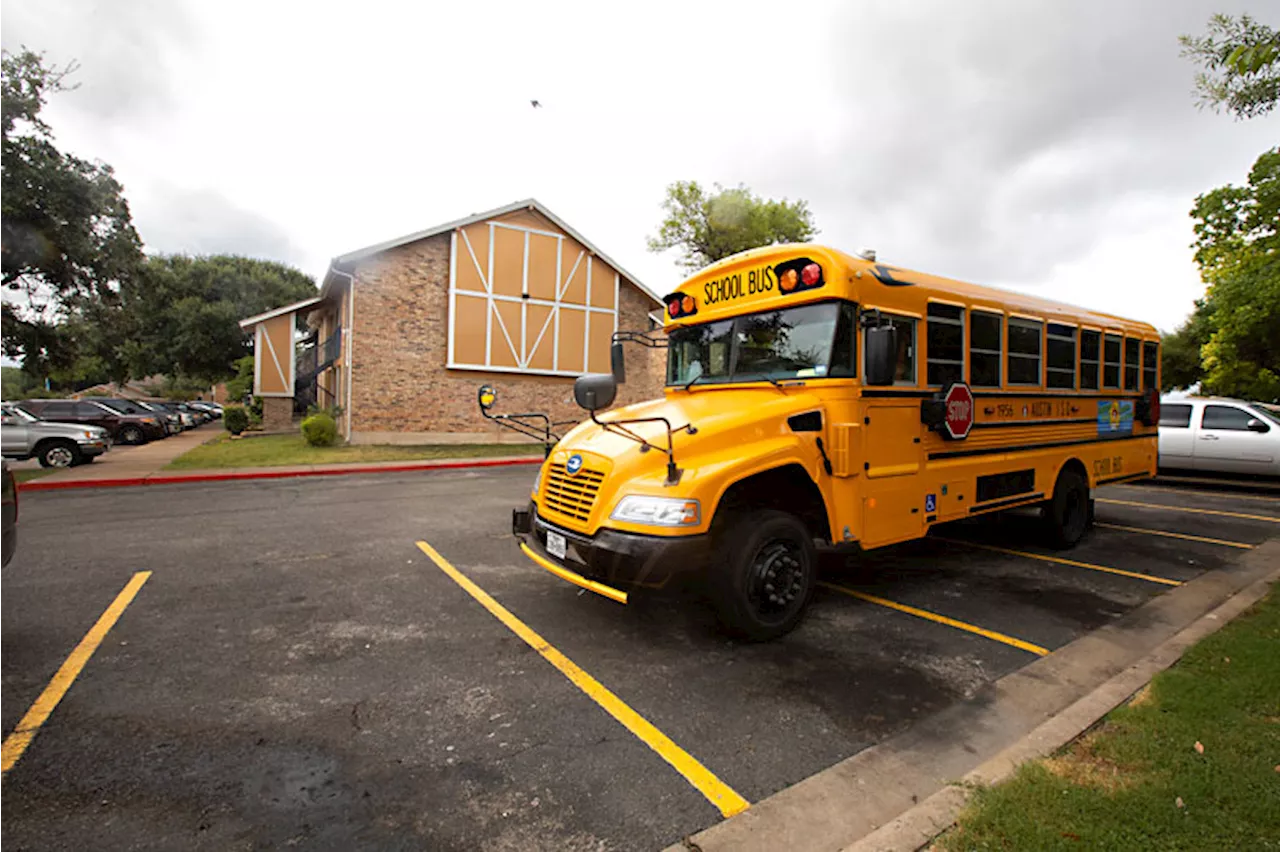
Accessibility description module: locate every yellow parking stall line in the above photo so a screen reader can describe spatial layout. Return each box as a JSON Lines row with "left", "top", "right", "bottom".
{"left": 1094, "top": 522, "right": 1254, "bottom": 550}
{"left": 1114, "top": 484, "right": 1280, "bottom": 504}
{"left": 938, "top": 538, "right": 1182, "bottom": 587}
{"left": 415, "top": 541, "right": 749, "bottom": 818}
{"left": 818, "top": 582, "right": 1049, "bottom": 657}
{"left": 1097, "top": 498, "right": 1280, "bottom": 524}
{"left": 2, "top": 571, "right": 152, "bottom": 776}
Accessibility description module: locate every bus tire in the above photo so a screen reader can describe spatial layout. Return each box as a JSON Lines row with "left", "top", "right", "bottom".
{"left": 1044, "top": 467, "right": 1090, "bottom": 549}
{"left": 709, "top": 509, "right": 816, "bottom": 642}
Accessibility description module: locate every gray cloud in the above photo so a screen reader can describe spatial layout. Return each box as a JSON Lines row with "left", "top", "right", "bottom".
{"left": 0, "top": 0, "right": 195, "bottom": 122}
{"left": 136, "top": 186, "right": 307, "bottom": 268}
{"left": 761, "top": 0, "right": 1278, "bottom": 286}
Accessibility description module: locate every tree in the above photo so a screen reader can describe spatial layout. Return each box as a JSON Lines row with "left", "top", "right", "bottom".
{"left": 647, "top": 181, "right": 817, "bottom": 271}
{"left": 2, "top": 48, "right": 143, "bottom": 371}
{"left": 1173, "top": 148, "right": 1280, "bottom": 400}
{"left": 1180, "top": 14, "right": 1280, "bottom": 119}
{"left": 123, "top": 255, "right": 317, "bottom": 384}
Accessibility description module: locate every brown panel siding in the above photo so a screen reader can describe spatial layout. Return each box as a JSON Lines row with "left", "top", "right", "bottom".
{"left": 491, "top": 226, "right": 524, "bottom": 297}
{"left": 527, "top": 232, "right": 558, "bottom": 300}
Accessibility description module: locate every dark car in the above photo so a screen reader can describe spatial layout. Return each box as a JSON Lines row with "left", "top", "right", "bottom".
{"left": 2, "top": 460, "right": 16, "bottom": 567}
{"left": 187, "top": 401, "right": 222, "bottom": 420}
{"left": 86, "top": 397, "right": 179, "bottom": 436}
{"left": 19, "top": 399, "right": 166, "bottom": 445}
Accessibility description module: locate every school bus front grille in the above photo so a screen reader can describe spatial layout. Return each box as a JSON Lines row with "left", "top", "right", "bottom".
{"left": 542, "top": 464, "right": 605, "bottom": 524}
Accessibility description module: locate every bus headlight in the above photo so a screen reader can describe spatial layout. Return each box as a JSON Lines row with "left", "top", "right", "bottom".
{"left": 610, "top": 495, "right": 700, "bottom": 527}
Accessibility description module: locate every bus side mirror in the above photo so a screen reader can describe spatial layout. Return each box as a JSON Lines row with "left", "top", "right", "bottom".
{"left": 865, "top": 326, "right": 898, "bottom": 386}
{"left": 478, "top": 385, "right": 496, "bottom": 411}
{"left": 574, "top": 374, "right": 617, "bottom": 412}
{"left": 610, "top": 341, "right": 626, "bottom": 384}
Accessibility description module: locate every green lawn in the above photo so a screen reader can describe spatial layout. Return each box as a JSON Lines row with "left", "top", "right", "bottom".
{"left": 938, "top": 584, "right": 1280, "bottom": 851}
{"left": 165, "top": 433, "right": 544, "bottom": 470}
{"left": 13, "top": 468, "right": 56, "bottom": 483}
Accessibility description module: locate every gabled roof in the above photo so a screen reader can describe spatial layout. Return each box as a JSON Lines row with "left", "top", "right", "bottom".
{"left": 320, "top": 198, "right": 659, "bottom": 303}
{"left": 238, "top": 296, "right": 324, "bottom": 329}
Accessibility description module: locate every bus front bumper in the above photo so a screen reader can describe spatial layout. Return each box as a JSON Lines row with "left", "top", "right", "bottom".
{"left": 512, "top": 503, "right": 711, "bottom": 602}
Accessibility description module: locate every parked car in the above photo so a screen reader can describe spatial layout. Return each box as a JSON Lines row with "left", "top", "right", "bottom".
{"left": 18, "top": 399, "right": 166, "bottom": 445}
{"left": 2, "top": 460, "right": 15, "bottom": 568}
{"left": 1158, "top": 396, "right": 1280, "bottom": 476}
{"left": 1, "top": 405, "right": 111, "bottom": 467}
{"left": 153, "top": 401, "right": 202, "bottom": 427}
{"left": 135, "top": 401, "right": 188, "bottom": 433}
{"left": 85, "top": 397, "right": 179, "bottom": 436}
{"left": 188, "top": 401, "right": 222, "bottom": 419}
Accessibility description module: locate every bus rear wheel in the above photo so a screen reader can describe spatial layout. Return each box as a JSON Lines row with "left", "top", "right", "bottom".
{"left": 709, "top": 509, "right": 816, "bottom": 642}
{"left": 1044, "top": 467, "right": 1091, "bottom": 549}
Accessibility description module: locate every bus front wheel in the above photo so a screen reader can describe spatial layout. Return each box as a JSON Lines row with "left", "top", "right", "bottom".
{"left": 709, "top": 509, "right": 817, "bottom": 642}
{"left": 1044, "top": 467, "right": 1091, "bottom": 549}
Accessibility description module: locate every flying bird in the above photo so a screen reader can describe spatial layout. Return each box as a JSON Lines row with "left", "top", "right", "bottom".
{"left": 530, "top": 100, "right": 542, "bottom": 108}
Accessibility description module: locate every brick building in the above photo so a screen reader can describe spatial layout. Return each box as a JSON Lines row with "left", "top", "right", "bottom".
{"left": 239, "top": 200, "right": 666, "bottom": 443}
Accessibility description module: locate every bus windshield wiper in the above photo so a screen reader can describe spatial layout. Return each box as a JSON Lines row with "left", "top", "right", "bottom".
{"left": 683, "top": 373, "right": 707, "bottom": 391}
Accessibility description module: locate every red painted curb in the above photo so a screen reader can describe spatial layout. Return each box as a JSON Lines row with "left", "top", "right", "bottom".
{"left": 17, "top": 455, "right": 543, "bottom": 492}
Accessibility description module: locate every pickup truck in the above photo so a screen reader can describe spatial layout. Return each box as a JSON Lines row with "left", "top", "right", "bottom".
{"left": 0, "top": 404, "right": 111, "bottom": 468}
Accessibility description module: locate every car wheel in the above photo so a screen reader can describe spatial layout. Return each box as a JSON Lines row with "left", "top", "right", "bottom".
{"left": 1044, "top": 466, "right": 1091, "bottom": 549}
{"left": 709, "top": 509, "right": 817, "bottom": 642}
{"left": 37, "top": 440, "right": 80, "bottom": 468}
{"left": 119, "top": 425, "right": 145, "bottom": 445}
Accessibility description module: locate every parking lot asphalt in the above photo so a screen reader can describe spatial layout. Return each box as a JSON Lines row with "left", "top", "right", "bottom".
{"left": 2, "top": 470, "right": 1277, "bottom": 850}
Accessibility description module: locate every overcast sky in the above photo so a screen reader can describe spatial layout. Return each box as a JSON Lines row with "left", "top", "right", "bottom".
{"left": 3, "top": 0, "right": 1277, "bottom": 333}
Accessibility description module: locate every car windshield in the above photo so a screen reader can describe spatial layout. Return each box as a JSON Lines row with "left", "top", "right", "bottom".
{"left": 2, "top": 406, "right": 37, "bottom": 423}
{"left": 1249, "top": 405, "right": 1280, "bottom": 426}
{"left": 666, "top": 301, "right": 856, "bottom": 386}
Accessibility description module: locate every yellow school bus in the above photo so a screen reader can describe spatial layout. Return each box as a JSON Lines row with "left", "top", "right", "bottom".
{"left": 487, "top": 243, "right": 1162, "bottom": 640}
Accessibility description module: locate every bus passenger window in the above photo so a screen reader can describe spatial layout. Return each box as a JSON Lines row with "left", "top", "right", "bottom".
{"left": 969, "top": 311, "right": 1002, "bottom": 387}
{"left": 1103, "top": 333, "right": 1122, "bottom": 389}
{"left": 1142, "top": 340, "right": 1158, "bottom": 390}
{"left": 926, "top": 303, "right": 964, "bottom": 386}
{"left": 1046, "top": 323, "right": 1076, "bottom": 389}
{"left": 1007, "top": 318, "right": 1043, "bottom": 385}
{"left": 1080, "top": 330, "right": 1100, "bottom": 389}
{"left": 1124, "top": 338, "right": 1140, "bottom": 390}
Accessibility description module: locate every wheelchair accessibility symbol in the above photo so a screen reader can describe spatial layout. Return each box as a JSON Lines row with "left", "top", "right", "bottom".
{"left": 925, "top": 493, "right": 937, "bottom": 513}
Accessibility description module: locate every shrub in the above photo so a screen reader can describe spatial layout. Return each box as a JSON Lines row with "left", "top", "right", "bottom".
{"left": 300, "top": 412, "right": 337, "bottom": 447}
{"left": 223, "top": 404, "right": 249, "bottom": 435}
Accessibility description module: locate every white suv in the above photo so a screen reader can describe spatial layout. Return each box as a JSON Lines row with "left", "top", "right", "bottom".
{"left": 1158, "top": 396, "right": 1280, "bottom": 476}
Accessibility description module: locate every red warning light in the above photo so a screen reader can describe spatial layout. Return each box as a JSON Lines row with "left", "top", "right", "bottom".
{"left": 801, "top": 263, "right": 822, "bottom": 287}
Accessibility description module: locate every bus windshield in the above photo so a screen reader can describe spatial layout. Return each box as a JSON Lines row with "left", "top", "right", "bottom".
{"left": 666, "top": 301, "right": 856, "bottom": 386}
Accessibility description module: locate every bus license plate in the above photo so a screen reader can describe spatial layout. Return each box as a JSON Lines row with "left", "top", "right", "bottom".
{"left": 546, "top": 531, "right": 567, "bottom": 560}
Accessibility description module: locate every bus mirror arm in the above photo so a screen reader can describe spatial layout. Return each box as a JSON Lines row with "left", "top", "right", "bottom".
{"left": 478, "top": 401, "right": 562, "bottom": 458}
{"left": 589, "top": 409, "right": 696, "bottom": 486}
{"left": 610, "top": 330, "right": 669, "bottom": 386}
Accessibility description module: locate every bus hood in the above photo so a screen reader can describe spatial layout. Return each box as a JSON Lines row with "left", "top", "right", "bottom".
{"left": 555, "top": 387, "right": 825, "bottom": 486}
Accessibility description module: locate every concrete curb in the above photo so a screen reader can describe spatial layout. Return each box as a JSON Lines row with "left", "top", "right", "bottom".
{"left": 846, "top": 561, "right": 1280, "bottom": 852}
{"left": 669, "top": 539, "right": 1280, "bottom": 852}
{"left": 17, "top": 455, "right": 542, "bottom": 492}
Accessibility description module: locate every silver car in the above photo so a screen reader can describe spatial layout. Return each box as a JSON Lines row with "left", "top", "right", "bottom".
{"left": 1158, "top": 396, "right": 1280, "bottom": 476}
{"left": 1, "top": 404, "right": 111, "bottom": 468}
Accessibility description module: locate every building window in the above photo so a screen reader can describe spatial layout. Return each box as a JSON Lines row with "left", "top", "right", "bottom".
{"left": 1046, "top": 323, "right": 1076, "bottom": 390}
{"left": 1080, "top": 330, "right": 1101, "bottom": 390}
{"left": 1007, "top": 318, "right": 1043, "bottom": 385}
{"left": 1142, "top": 340, "right": 1159, "bottom": 390}
{"left": 1103, "top": 333, "right": 1122, "bottom": 389}
{"left": 1124, "top": 338, "right": 1140, "bottom": 391}
{"left": 926, "top": 303, "right": 964, "bottom": 387}
{"left": 969, "top": 311, "right": 1002, "bottom": 387}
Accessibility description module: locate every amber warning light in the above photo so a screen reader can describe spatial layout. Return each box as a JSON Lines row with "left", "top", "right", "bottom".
{"left": 666, "top": 292, "right": 697, "bottom": 319}
{"left": 775, "top": 258, "right": 825, "bottom": 295}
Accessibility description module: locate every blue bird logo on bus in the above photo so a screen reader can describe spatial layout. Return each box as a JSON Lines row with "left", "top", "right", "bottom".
{"left": 566, "top": 454, "right": 584, "bottom": 475}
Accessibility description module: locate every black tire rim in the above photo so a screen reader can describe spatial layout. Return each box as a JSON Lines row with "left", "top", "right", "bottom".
{"left": 46, "top": 445, "right": 75, "bottom": 467}
{"left": 1063, "top": 486, "right": 1086, "bottom": 539}
{"left": 746, "top": 539, "right": 808, "bottom": 624}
